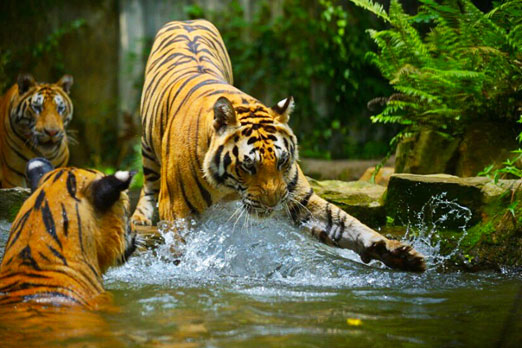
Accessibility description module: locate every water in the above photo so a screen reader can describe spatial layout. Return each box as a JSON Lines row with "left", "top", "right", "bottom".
{"left": 1, "top": 202, "right": 521, "bottom": 347}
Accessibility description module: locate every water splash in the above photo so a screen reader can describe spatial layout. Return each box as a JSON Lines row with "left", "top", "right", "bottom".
{"left": 106, "top": 198, "right": 480, "bottom": 291}
{"left": 402, "top": 193, "right": 472, "bottom": 270}
{"left": 106, "top": 201, "right": 387, "bottom": 289}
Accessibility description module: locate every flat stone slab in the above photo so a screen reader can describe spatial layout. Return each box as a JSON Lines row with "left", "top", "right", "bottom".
{"left": 300, "top": 158, "right": 394, "bottom": 181}
{"left": 308, "top": 178, "right": 386, "bottom": 227}
{"left": 0, "top": 188, "right": 31, "bottom": 223}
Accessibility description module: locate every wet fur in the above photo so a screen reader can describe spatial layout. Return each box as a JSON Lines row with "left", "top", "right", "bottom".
{"left": 0, "top": 167, "right": 136, "bottom": 308}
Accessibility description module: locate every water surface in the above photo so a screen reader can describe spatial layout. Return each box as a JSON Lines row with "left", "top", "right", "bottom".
{"left": 1, "top": 202, "right": 521, "bottom": 347}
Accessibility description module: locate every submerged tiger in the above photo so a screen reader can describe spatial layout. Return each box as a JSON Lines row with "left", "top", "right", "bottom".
{"left": 0, "top": 158, "right": 137, "bottom": 308}
{"left": 132, "top": 19, "right": 425, "bottom": 272}
{"left": 0, "top": 74, "right": 73, "bottom": 188}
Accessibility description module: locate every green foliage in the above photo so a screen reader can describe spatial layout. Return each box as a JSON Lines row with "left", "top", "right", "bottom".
{"left": 349, "top": 0, "right": 522, "bottom": 136}
{"left": 186, "top": 0, "right": 392, "bottom": 159}
{"left": 0, "top": 18, "right": 86, "bottom": 93}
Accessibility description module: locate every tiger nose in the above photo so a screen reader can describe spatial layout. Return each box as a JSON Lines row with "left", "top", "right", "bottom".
{"left": 259, "top": 193, "right": 281, "bottom": 209}
{"left": 44, "top": 128, "right": 60, "bottom": 138}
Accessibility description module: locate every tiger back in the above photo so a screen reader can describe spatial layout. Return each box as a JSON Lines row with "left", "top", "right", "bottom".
{"left": 0, "top": 74, "right": 73, "bottom": 188}
{"left": 133, "top": 19, "right": 425, "bottom": 272}
{"left": 0, "top": 158, "right": 137, "bottom": 308}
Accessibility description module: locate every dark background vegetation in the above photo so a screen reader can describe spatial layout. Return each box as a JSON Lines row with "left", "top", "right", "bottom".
{"left": 0, "top": 0, "right": 504, "bottom": 171}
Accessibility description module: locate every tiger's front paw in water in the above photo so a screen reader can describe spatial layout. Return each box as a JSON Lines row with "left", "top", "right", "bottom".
{"left": 361, "top": 239, "right": 426, "bottom": 272}
{"left": 132, "top": 224, "right": 186, "bottom": 256}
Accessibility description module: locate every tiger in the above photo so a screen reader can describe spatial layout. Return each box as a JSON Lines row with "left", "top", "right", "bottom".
{"left": 132, "top": 19, "right": 425, "bottom": 272}
{"left": 0, "top": 74, "right": 73, "bottom": 188}
{"left": 0, "top": 158, "right": 137, "bottom": 309}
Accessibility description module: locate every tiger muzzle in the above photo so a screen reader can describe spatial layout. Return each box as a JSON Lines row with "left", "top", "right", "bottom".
{"left": 36, "top": 128, "right": 64, "bottom": 147}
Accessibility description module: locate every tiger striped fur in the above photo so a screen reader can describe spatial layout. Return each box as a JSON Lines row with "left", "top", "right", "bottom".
{"left": 0, "top": 158, "right": 137, "bottom": 308}
{"left": 0, "top": 74, "right": 73, "bottom": 188}
{"left": 132, "top": 19, "right": 425, "bottom": 272}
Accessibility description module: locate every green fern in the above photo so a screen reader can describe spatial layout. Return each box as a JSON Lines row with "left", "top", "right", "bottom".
{"left": 349, "top": 0, "right": 390, "bottom": 22}
{"left": 351, "top": 0, "right": 522, "bottom": 138}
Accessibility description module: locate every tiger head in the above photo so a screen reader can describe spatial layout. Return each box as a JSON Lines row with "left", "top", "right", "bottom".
{"left": 204, "top": 96, "right": 298, "bottom": 218}
{"left": 1, "top": 158, "right": 137, "bottom": 277}
{"left": 10, "top": 74, "right": 73, "bottom": 155}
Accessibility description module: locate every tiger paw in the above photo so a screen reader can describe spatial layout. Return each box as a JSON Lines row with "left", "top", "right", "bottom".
{"left": 361, "top": 239, "right": 426, "bottom": 272}
{"left": 130, "top": 213, "right": 153, "bottom": 228}
{"left": 132, "top": 224, "right": 163, "bottom": 250}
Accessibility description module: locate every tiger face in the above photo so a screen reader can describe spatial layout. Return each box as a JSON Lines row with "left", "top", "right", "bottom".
{"left": 204, "top": 96, "right": 298, "bottom": 217}
{"left": 10, "top": 74, "right": 73, "bottom": 155}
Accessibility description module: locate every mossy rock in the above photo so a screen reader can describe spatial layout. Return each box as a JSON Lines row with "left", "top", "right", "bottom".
{"left": 394, "top": 123, "right": 521, "bottom": 177}
{"left": 0, "top": 188, "right": 31, "bottom": 223}
{"left": 453, "top": 185, "right": 522, "bottom": 270}
{"left": 386, "top": 174, "right": 490, "bottom": 229}
{"left": 395, "top": 130, "right": 460, "bottom": 174}
{"left": 391, "top": 178, "right": 522, "bottom": 270}
{"left": 308, "top": 177, "right": 386, "bottom": 227}
{"left": 455, "top": 121, "right": 521, "bottom": 177}
{"left": 385, "top": 174, "right": 520, "bottom": 229}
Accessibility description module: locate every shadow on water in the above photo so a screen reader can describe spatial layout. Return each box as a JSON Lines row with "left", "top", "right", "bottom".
{"left": 1, "top": 201, "right": 521, "bottom": 347}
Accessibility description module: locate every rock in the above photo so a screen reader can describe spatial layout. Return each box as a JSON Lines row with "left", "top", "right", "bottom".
{"left": 385, "top": 173, "right": 491, "bottom": 228}
{"left": 455, "top": 121, "right": 521, "bottom": 177}
{"left": 359, "top": 166, "right": 394, "bottom": 186}
{"left": 441, "top": 182, "right": 522, "bottom": 270}
{"left": 0, "top": 188, "right": 31, "bottom": 222}
{"left": 385, "top": 173, "right": 522, "bottom": 270}
{"left": 300, "top": 157, "right": 394, "bottom": 181}
{"left": 394, "top": 130, "right": 460, "bottom": 174}
{"left": 308, "top": 177, "right": 386, "bottom": 227}
{"left": 394, "top": 122, "right": 521, "bottom": 177}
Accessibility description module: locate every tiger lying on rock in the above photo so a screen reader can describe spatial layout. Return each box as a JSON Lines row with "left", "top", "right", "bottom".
{"left": 132, "top": 19, "right": 425, "bottom": 272}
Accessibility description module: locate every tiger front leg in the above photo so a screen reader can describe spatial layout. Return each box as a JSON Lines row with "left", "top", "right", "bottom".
{"left": 290, "top": 189, "right": 426, "bottom": 272}
{"left": 131, "top": 142, "right": 161, "bottom": 228}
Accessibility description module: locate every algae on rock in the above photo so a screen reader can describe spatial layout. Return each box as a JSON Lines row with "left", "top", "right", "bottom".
{"left": 308, "top": 177, "right": 386, "bottom": 227}
{"left": 0, "top": 188, "right": 31, "bottom": 223}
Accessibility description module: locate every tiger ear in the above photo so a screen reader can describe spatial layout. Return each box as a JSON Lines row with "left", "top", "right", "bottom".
{"left": 213, "top": 96, "right": 237, "bottom": 133}
{"left": 271, "top": 96, "right": 294, "bottom": 124}
{"left": 91, "top": 171, "right": 135, "bottom": 213}
{"left": 25, "top": 158, "right": 54, "bottom": 192}
{"left": 17, "top": 74, "right": 36, "bottom": 95}
{"left": 57, "top": 75, "right": 73, "bottom": 94}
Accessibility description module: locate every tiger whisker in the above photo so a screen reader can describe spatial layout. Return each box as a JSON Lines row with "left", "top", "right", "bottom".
{"left": 288, "top": 196, "right": 313, "bottom": 218}
{"left": 225, "top": 205, "right": 242, "bottom": 225}
{"left": 232, "top": 206, "right": 246, "bottom": 234}
{"left": 66, "top": 129, "right": 78, "bottom": 145}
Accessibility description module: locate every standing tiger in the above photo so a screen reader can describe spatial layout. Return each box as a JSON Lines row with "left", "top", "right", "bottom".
{"left": 0, "top": 74, "right": 73, "bottom": 188}
{"left": 0, "top": 158, "right": 137, "bottom": 308}
{"left": 132, "top": 19, "right": 425, "bottom": 272}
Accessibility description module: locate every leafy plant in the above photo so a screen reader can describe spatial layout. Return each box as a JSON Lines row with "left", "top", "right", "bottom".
{"left": 0, "top": 18, "right": 86, "bottom": 93}
{"left": 349, "top": 0, "right": 522, "bottom": 137}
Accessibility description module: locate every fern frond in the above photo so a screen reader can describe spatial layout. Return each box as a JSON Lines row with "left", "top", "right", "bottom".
{"left": 423, "top": 68, "right": 484, "bottom": 80}
{"left": 394, "top": 85, "right": 442, "bottom": 103}
{"left": 349, "top": 0, "right": 390, "bottom": 23}
{"left": 390, "top": 64, "right": 420, "bottom": 84}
